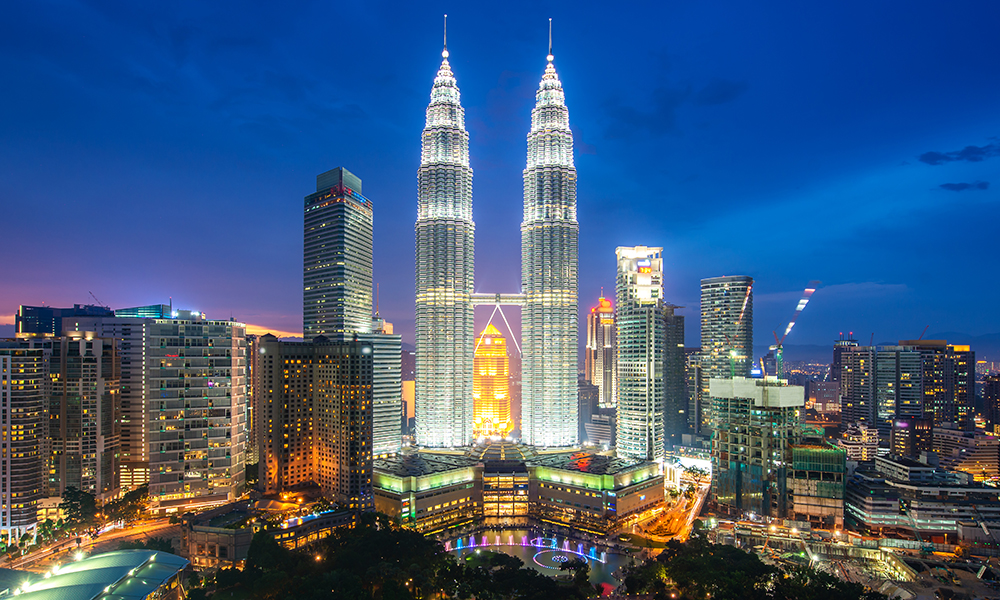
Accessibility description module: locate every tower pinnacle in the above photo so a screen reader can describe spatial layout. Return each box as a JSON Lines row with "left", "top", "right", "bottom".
{"left": 547, "top": 18, "right": 554, "bottom": 62}
{"left": 442, "top": 14, "right": 449, "bottom": 58}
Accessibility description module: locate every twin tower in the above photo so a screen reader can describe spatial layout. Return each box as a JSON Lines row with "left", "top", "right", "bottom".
{"left": 415, "top": 25, "right": 579, "bottom": 448}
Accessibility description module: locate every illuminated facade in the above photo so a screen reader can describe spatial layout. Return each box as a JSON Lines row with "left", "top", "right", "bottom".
{"left": 615, "top": 246, "right": 665, "bottom": 461}
{"left": 72, "top": 307, "right": 247, "bottom": 511}
{"left": 257, "top": 335, "right": 374, "bottom": 510}
{"left": 0, "top": 344, "right": 44, "bottom": 540}
{"left": 899, "top": 340, "right": 975, "bottom": 430}
{"left": 473, "top": 324, "right": 512, "bottom": 438}
{"left": 304, "top": 167, "right": 373, "bottom": 339}
{"left": 700, "top": 276, "right": 753, "bottom": 436}
{"left": 415, "top": 43, "right": 476, "bottom": 448}
{"left": 585, "top": 296, "right": 616, "bottom": 408}
{"left": 521, "top": 48, "right": 579, "bottom": 448}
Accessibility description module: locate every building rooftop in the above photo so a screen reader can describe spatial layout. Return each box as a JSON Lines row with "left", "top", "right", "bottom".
{"left": 374, "top": 452, "right": 478, "bottom": 478}
{"left": 529, "top": 451, "right": 648, "bottom": 475}
{"left": 14, "top": 550, "right": 188, "bottom": 600}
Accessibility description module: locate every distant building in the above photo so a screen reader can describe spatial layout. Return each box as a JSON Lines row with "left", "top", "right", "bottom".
{"left": 257, "top": 335, "right": 374, "bottom": 511}
{"left": 933, "top": 425, "right": 999, "bottom": 481}
{"left": 899, "top": 340, "right": 976, "bottom": 430}
{"left": 303, "top": 167, "right": 373, "bottom": 340}
{"left": 684, "top": 348, "right": 703, "bottom": 435}
{"left": 985, "top": 374, "right": 1000, "bottom": 435}
{"left": 889, "top": 418, "right": 932, "bottom": 459}
{"left": 788, "top": 443, "right": 846, "bottom": 529}
{"left": 831, "top": 334, "right": 859, "bottom": 384}
{"left": 585, "top": 296, "right": 616, "bottom": 408}
{"left": 15, "top": 304, "right": 113, "bottom": 336}
{"left": 616, "top": 246, "right": 665, "bottom": 461}
{"left": 0, "top": 344, "right": 45, "bottom": 540}
{"left": 700, "top": 276, "right": 753, "bottom": 437}
{"left": 837, "top": 423, "right": 879, "bottom": 461}
{"left": 838, "top": 346, "right": 876, "bottom": 428}
{"left": 710, "top": 377, "right": 803, "bottom": 518}
{"left": 662, "top": 304, "right": 686, "bottom": 449}
{"left": 472, "top": 325, "right": 512, "bottom": 438}
{"left": 807, "top": 381, "right": 840, "bottom": 413}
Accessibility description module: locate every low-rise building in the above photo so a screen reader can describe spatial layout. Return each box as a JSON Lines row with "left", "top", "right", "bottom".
{"left": 837, "top": 423, "right": 879, "bottom": 461}
{"left": 846, "top": 455, "right": 1000, "bottom": 543}
{"left": 933, "top": 426, "right": 999, "bottom": 481}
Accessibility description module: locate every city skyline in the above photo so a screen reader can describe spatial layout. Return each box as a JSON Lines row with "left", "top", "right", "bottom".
{"left": 3, "top": 2, "right": 1000, "bottom": 356}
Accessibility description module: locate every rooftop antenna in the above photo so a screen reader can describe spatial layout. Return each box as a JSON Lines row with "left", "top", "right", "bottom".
{"left": 547, "top": 18, "right": 553, "bottom": 61}
{"left": 375, "top": 283, "right": 380, "bottom": 317}
{"left": 442, "top": 14, "right": 448, "bottom": 58}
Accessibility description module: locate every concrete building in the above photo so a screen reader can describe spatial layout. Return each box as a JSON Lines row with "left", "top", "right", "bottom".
{"left": 71, "top": 307, "right": 247, "bottom": 512}
{"left": 838, "top": 346, "right": 876, "bottom": 428}
{"left": 585, "top": 296, "right": 616, "bottom": 408}
{"left": 933, "top": 425, "right": 999, "bottom": 481}
{"left": 837, "top": 423, "right": 879, "bottom": 461}
{"left": 831, "top": 334, "right": 859, "bottom": 384}
{"left": 986, "top": 373, "right": 1000, "bottom": 435}
{"left": 807, "top": 381, "right": 840, "bottom": 413}
{"left": 520, "top": 50, "right": 579, "bottom": 449}
{"left": 899, "top": 340, "right": 976, "bottom": 430}
{"left": 890, "top": 418, "right": 933, "bottom": 459}
{"left": 373, "top": 443, "right": 663, "bottom": 535}
{"left": 663, "top": 304, "right": 686, "bottom": 449}
{"left": 709, "top": 377, "right": 804, "bottom": 518}
{"left": 700, "top": 276, "right": 753, "bottom": 436}
{"left": 846, "top": 455, "right": 1000, "bottom": 542}
{"left": 303, "top": 167, "right": 373, "bottom": 339}
{"left": 20, "top": 334, "right": 120, "bottom": 499}
{"left": 15, "top": 304, "right": 113, "bottom": 336}
{"left": 0, "top": 344, "right": 45, "bottom": 541}
{"left": 787, "top": 443, "right": 847, "bottom": 529}
{"left": 257, "top": 335, "right": 373, "bottom": 510}
{"left": 615, "top": 246, "right": 665, "bottom": 461}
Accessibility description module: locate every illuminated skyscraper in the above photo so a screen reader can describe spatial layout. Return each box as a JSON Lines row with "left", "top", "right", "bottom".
{"left": 473, "top": 324, "right": 512, "bottom": 438}
{"left": 304, "top": 167, "right": 373, "bottom": 339}
{"left": 700, "top": 276, "right": 753, "bottom": 435}
{"left": 521, "top": 39, "right": 579, "bottom": 447}
{"left": 414, "top": 38, "right": 475, "bottom": 448}
{"left": 615, "top": 246, "right": 665, "bottom": 461}
{"left": 585, "top": 296, "right": 616, "bottom": 409}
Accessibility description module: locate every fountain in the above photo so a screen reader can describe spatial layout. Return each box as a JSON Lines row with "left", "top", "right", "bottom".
{"left": 445, "top": 541, "right": 452, "bottom": 551}
{"left": 563, "top": 539, "right": 570, "bottom": 551}
{"left": 521, "top": 535, "right": 527, "bottom": 546}
{"left": 469, "top": 535, "right": 475, "bottom": 547}
{"left": 482, "top": 535, "right": 488, "bottom": 547}
{"left": 509, "top": 534, "right": 514, "bottom": 546}
{"left": 577, "top": 543, "right": 584, "bottom": 554}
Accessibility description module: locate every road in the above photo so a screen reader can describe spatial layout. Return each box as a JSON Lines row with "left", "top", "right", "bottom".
{"left": 10, "top": 519, "right": 181, "bottom": 573}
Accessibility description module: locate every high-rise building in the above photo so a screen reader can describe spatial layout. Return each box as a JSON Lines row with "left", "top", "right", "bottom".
{"left": 985, "top": 374, "right": 1000, "bottom": 435}
{"left": 256, "top": 335, "right": 374, "bottom": 510}
{"left": 363, "top": 316, "right": 403, "bottom": 457}
{"left": 414, "top": 42, "right": 475, "bottom": 448}
{"left": 709, "top": 377, "right": 804, "bottom": 518}
{"left": 0, "top": 343, "right": 45, "bottom": 540}
{"left": 304, "top": 167, "right": 373, "bottom": 339}
{"left": 71, "top": 307, "right": 247, "bottom": 511}
{"left": 700, "top": 276, "right": 753, "bottom": 435}
{"left": 838, "top": 345, "right": 876, "bottom": 428}
{"left": 899, "top": 340, "right": 975, "bottom": 430}
{"left": 662, "top": 304, "right": 686, "bottom": 449}
{"left": 472, "top": 325, "right": 512, "bottom": 439}
{"left": 831, "top": 334, "right": 859, "bottom": 383}
{"left": 615, "top": 246, "right": 665, "bottom": 461}
{"left": 15, "top": 304, "right": 113, "bottom": 336}
{"left": 521, "top": 47, "right": 579, "bottom": 448}
{"left": 684, "top": 348, "right": 703, "bottom": 435}
{"left": 890, "top": 418, "right": 933, "bottom": 459}
{"left": 933, "top": 425, "right": 999, "bottom": 481}
{"left": 874, "top": 346, "right": 923, "bottom": 435}
{"left": 20, "top": 333, "right": 120, "bottom": 499}
{"left": 585, "top": 296, "right": 616, "bottom": 408}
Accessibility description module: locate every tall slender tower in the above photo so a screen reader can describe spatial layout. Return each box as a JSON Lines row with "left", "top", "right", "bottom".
{"left": 585, "top": 296, "right": 616, "bottom": 409}
{"left": 521, "top": 23, "right": 579, "bottom": 447}
{"left": 700, "top": 276, "right": 753, "bottom": 436}
{"left": 414, "top": 23, "right": 475, "bottom": 448}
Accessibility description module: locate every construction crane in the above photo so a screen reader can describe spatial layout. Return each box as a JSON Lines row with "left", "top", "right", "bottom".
{"left": 768, "top": 281, "right": 820, "bottom": 379}
{"left": 88, "top": 291, "right": 109, "bottom": 310}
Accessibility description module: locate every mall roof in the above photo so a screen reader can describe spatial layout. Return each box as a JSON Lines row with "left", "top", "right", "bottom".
{"left": 530, "top": 451, "right": 649, "bottom": 475}
{"left": 14, "top": 549, "right": 189, "bottom": 600}
{"left": 374, "top": 452, "right": 478, "bottom": 478}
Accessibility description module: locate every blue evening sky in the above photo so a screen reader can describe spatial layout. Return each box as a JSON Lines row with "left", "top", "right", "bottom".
{"left": 2, "top": 1, "right": 998, "bottom": 356}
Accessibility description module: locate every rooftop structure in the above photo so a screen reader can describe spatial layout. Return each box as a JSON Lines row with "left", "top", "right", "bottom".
{"left": 14, "top": 550, "right": 188, "bottom": 600}
{"left": 473, "top": 324, "right": 512, "bottom": 438}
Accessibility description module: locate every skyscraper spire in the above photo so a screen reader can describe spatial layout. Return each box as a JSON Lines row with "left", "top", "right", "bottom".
{"left": 548, "top": 18, "right": 553, "bottom": 60}
{"left": 443, "top": 14, "right": 448, "bottom": 57}
{"left": 521, "top": 24, "right": 579, "bottom": 447}
{"left": 415, "top": 30, "right": 476, "bottom": 448}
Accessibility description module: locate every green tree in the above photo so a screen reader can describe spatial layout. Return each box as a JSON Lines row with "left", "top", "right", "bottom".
{"left": 118, "top": 536, "right": 174, "bottom": 553}
{"left": 59, "top": 487, "right": 97, "bottom": 527}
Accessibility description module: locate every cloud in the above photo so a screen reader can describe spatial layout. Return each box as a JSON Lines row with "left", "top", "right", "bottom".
{"left": 919, "top": 142, "right": 1000, "bottom": 165}
{"left": 939, "top": 181, "right": 990, "bottom": 192}
{"left": 695, "top": 79, "right": 748, "bottom": 106}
